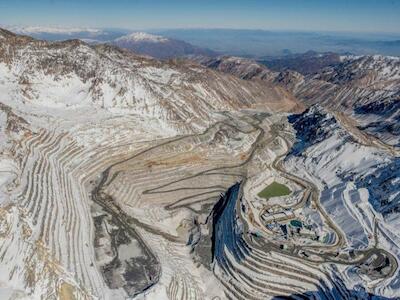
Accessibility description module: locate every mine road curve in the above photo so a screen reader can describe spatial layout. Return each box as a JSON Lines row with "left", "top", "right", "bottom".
{"left": 275, "top": 141, "right": 394, "bottom": 273}
{"left": 232, "top": 118, "right": 398, "bottom": 278}
{"left": 271, "top": 136, "right": 347, "bottom": 250}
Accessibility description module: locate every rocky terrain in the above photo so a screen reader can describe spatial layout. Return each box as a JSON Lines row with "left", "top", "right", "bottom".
{"left": 0, "top": 28, "right": 399, "bottom": 300}
{"left": 194, "top": 54, "right": 400, "bottom": 148}
{"left": 291, "top": 55, "right": 400, "bottom": 147}
{"left": 259, "top": 51, "right": 344, "bottom": 75}
{"left": 285, "top": 105, "right": 400, "bottom": 297}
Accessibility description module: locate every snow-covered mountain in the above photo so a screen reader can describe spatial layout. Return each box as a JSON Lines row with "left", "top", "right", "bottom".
{"left": 0, "top": 28, "right": 299, "bottom": 131}
{"left": 112, "top": 32, "right": 218, "bottom": 59}
{"left": 4, "top": 26, "right": 218, "bottom": 60}
{"left": 194, "top": 55, "right": 280, "bottom": 81}
{"left": 114, "top": 32, "right": 169, "bottom": 43}
{"left": 292, "top": 55, "right": 400, "bottom": 146}
{"left": 195, "top": 54, "right": 400, "bottom": 147}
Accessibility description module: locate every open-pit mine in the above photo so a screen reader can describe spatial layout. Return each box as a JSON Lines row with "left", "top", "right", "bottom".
{"left": 0, "top": 28, "right": 399, "bottom": 300}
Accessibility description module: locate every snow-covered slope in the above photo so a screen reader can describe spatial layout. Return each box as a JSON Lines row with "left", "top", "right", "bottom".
{"left": 199, "top": 54, "right": 400, "bottom": 147}
{"left": 285, "top": 105, "right": 400, "bottom": 297}
{"left": 0, "top": 28, "right": 299, "bottom": 132}
{"left": 313, "top": 55, "right": 400, "bottom": 89}
{"left": 193, "top": 55, "right": 280, "bottom": 81}
{"left": 0, "top": 28, "right": 303, "bottom": 299}
{"left": 291, "top": 55, "right": 400, "bottom": 146}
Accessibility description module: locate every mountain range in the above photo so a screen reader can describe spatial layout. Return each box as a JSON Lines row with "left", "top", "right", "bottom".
{"left": 6, "top": 26, "right": 400, "bottom": 58}
{"left": 4, "top": 26, "right": 217, "bottom": 60}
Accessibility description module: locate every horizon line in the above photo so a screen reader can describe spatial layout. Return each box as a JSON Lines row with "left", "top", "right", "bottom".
{"left": 3, "top": 24, "right": 400, "bottom": 36}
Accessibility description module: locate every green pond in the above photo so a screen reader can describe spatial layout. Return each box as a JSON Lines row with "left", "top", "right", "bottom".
{"left": 257, "top": 181, "right": 291, "bottom": 199}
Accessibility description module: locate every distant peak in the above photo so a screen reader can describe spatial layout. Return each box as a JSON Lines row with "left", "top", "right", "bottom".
{"left": 6, "top": 26, "right": 102, "bottom": 35}
{"left": 115, "top": 32, "right": 169, "bottom": 43}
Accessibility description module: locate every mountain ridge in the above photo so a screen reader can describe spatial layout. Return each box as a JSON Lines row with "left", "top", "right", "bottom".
{"left": 0, "top": 27, "right": 301, "bottom": 131}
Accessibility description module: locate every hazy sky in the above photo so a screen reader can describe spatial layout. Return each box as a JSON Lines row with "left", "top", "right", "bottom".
{"left": 1, "top": 0, "right": 400, "bottom": 33}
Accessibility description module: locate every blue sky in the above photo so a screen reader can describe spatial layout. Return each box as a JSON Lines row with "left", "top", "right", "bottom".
{"left": 1, "top": 0, "right": 400, "bottom": 33}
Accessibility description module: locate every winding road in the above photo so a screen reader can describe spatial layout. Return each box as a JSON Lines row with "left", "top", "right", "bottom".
{"left": 90, "top": 111, "right": 398, "bottom": 298}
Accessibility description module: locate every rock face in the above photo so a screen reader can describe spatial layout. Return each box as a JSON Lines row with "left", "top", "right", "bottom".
{"left": 193, "top": 55, "right": 280, "bottom": 81}
{"left": 288, "top": 105, "right": 341, "bottom": 156}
